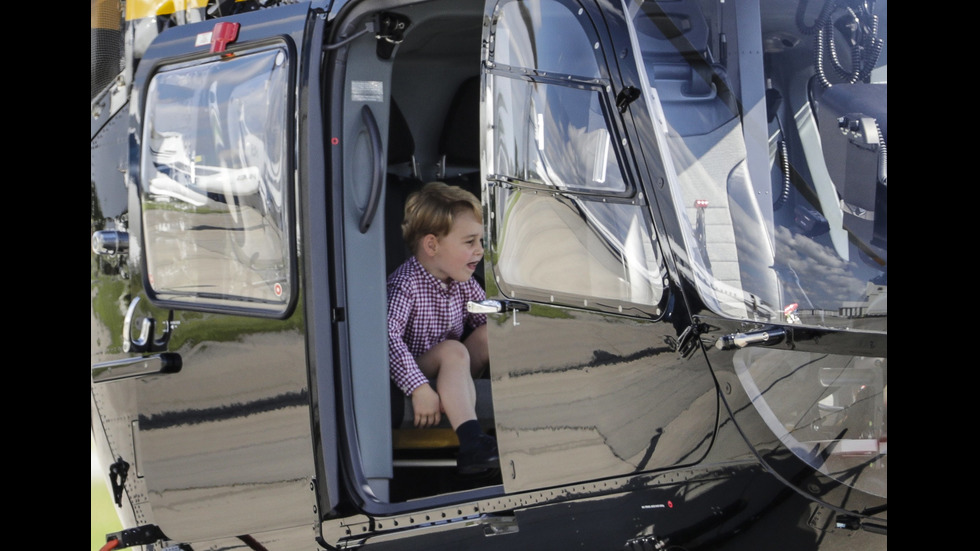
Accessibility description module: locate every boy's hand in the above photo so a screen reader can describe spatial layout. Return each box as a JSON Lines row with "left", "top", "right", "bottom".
{"left": 411, "top": 384, "right": 442, "bottom": 428}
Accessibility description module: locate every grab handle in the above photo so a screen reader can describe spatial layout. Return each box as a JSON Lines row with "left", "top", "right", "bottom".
{"left": 359, "top": 105, "right": 385, "bottom": 233}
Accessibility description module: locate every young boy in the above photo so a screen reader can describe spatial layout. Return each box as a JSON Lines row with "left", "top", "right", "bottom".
{"left": 387, "top": 181, "right": 498, "bottom": 474}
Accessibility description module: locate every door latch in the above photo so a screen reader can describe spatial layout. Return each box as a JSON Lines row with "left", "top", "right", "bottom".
{"left": 108, "top": 457, "right": 130, "bottom": 507}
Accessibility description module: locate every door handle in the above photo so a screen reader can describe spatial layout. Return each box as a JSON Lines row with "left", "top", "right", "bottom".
{"left": 714, "top": 327, "right": 786, "bottom": 350}
{"left": 467, "top": 299, "right": 530, "bottom": 326}
{"left": 358, "top": 105, "right": 384, "bottom": 234}
{"left": 123, "top": 296, "right": 176, "bottom": 353}
{"left": 91, "top": 353, "right": 182, "bottom": 384}
{"left": 467, "top": 299, "right": 530, "bottom": 314}
{"left": 92, "top": 230, "right": 129, "bottom": 256}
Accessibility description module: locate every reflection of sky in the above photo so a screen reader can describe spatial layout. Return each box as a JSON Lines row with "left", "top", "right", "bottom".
{"left": 773, "top": 225, "right": 873, "bottom": 309}
{"left": 495, "top": 0, "right": 600, "bottom": 79}
{"left": 143, "top": 48, "right": 289, "bottom": 221}
{"left": 148, "top": 50, "right": 285, "bottom": 169}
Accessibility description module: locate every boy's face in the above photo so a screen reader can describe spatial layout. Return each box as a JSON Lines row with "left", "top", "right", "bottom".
{"left": 424, "top": 209, "right": 484, "bottom": 283}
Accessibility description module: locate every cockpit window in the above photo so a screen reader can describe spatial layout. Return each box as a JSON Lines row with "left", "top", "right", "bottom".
{"left": 139, "top": 46, "right": 294, "bottom": 315}
{"left": 622, "top": 0, "right": 887, "bottom": 504}
{"left": 623, "top": 0, "right": 887, "bottom": 331}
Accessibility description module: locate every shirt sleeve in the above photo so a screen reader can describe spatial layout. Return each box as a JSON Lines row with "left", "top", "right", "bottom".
{"left": 387, "top": 280, "right": 431, "bottom": 396}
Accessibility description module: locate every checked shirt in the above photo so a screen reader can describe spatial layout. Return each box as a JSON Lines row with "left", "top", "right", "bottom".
{"left": 387, "top": 256, "right": 487, "bottom": 396}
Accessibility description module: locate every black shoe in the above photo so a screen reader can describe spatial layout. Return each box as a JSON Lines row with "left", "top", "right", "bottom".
{"left": 457, "top": 434, "right": 499, "bottom": 474}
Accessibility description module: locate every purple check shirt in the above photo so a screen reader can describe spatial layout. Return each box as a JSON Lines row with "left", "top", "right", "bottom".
{"left": 387, "top": 256, "right": 487, "bottom": 396}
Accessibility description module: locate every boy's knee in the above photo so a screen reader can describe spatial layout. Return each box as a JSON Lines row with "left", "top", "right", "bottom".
{"left": 433, "top": 339, "right": 470, "bottom": 365}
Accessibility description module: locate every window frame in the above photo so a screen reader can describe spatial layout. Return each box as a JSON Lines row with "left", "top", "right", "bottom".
{"left": 486, "top": 71, "right": 637, "bottom": 199}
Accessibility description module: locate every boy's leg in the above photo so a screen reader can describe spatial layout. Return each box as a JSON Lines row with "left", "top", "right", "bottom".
{"left": 417, "top": 340, "right": 477, "bottom": 430}
{"left": 419, "top": 337, "right": 499, "bottom": 474}
{"left": 463, "top": 324, "right": 489, "bottom": 378}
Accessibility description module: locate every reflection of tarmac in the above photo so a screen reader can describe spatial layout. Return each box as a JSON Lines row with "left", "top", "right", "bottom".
{"left": 92, "top": 303, "right": 112, "bottom": 486}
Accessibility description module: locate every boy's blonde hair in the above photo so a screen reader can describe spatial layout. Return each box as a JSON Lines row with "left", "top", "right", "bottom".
{"left": 402, "top": 181, "right": 482, "bottom": 254}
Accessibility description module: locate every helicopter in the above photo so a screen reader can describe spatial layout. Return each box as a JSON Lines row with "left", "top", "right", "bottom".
{"left": 90, "top": 0, "right": 886, "bottom": 549}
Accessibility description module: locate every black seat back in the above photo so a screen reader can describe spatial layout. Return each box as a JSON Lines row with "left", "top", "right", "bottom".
{"left": 386, "top": 100, "right": 425, "bottom": 276}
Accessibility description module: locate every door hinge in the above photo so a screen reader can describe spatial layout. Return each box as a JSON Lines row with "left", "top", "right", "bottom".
{"left": 665, "top": 323, "right": 700, "bottom": 358}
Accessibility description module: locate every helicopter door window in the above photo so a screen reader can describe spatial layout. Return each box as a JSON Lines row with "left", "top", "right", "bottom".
{"left": 486, "top": 0, "right": 664, "bottom": 311}
{"left": 138, "top": 46, "right": 295, "bottom": 316}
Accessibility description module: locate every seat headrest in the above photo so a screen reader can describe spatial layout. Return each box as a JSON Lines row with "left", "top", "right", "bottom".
{"left": 439, "top": 76, "right": 481, "bottom": 167}
{"left": 388, "top": 99, "right": 415, "bottom": 164}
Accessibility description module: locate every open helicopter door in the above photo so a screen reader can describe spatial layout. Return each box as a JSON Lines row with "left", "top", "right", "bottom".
{"left": 480, "top": 0, "right": 718, "bottom": 494}
{"left": 94, "top": 6, "right": 337, "bottom": 545}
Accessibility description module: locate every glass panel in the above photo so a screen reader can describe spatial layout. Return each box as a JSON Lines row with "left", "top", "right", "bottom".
{"left": 140, "top": 47, "right": 292, "bottom": 312}
{"left": 528, "top": 82, "right": 626, "bottom": 192}
{"left": 490, "top": 74, "right": 530, "bottom": 179}
{"left": 488, "top": 0, "right": 657, "bottom": 309}
{"left": 623, "top": 0, "right": 887, "bottom": 331}
{"left": 494, "top": 0, "right": 601, "bottom": 78}
{"left": 491, "top": 76, "right": 625, "bottom": 193}
{"left": 493, "top": 188, "right": 663, "bottom": 309}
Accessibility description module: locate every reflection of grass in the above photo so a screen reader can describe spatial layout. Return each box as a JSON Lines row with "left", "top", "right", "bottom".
{"left": 164, "top": 299, "right": 304, "bottom": 350}
{"left": 90, "top": 251, "right": 304, "bottom": 352}
{"left": 92, "top": 438, "right": 122, "bottom": 551}
{"left": 90, "top": 261, "right": 128, "bottom": 353}
{"left": 92, "top": 480, "right": 122, "bottom": 551}
{"left": 494, "top": 302, "right": 574, "bottom": 326}
{"left": 527, "top": 305, "right": 573, "bottom": 319}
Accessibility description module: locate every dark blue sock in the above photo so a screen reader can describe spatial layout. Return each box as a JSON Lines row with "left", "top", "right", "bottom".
{"left": 455, "top": 419, "right": 482, "bottom": 451}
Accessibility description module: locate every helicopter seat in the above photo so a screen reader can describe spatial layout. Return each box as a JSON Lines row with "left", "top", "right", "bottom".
{"left": 434, "top": 75, "right": 485, "bottom": 288}
{"left": 390, "top": 378, "right": 495, "bottom": 448}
